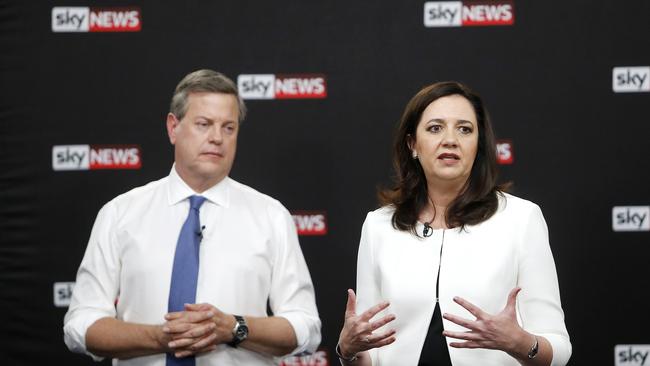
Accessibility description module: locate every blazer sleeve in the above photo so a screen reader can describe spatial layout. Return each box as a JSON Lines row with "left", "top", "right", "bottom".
{"left": 356, "top": 212, "right": 381, "bottom": 364}
{"left": 516, "top": 204, "right": 572, "bottom": 366}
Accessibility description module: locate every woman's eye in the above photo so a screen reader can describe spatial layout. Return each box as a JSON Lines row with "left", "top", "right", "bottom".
{"left": 459, "top": 126, "right": 473, "bottom": 134}
{"left": 429, "top": 125, "right": 442, "bottom": 133}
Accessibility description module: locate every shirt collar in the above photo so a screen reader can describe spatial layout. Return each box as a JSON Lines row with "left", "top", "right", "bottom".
{"left": 167, "top": 164, "right": 230, "bottom": 208}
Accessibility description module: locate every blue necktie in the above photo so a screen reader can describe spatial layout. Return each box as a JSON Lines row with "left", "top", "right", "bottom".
{"left": 167, "top": 195, "right": 207, "bottom": 366}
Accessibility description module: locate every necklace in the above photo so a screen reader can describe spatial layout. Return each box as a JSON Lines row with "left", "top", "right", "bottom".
{"left": 422, "top": 195, "right": 435, "bottom": 237}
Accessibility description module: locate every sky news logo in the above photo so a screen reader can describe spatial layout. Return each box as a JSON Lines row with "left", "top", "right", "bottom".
{"left": 237, "top": 74, "right": 327, "bottom": 100}
{"left": 54, "top": 281, "right": 75, "bottom": 307}
{"left": 52, "top": 7, "right": 141, "bottom": 32}
{"left": 496, "top": 140, "right": 514, "bottom": 165}
{"left": 615, "top": 345, "right": 650, "bottom": 366}
{"left": 612, "top": 206, "right": 650, "bottom": 232}
{"left": 279, "top": 349, "right": 329, "bottom": 366}
{"left": 424, "top": 1, "right": 514, "bottom": 27}
{"left": 52, "top": 144, "right": 142, "bottom": 171}
{"left": 613, "top": 67, "right": 650, "bottom": 93}
{"left": 291, "top": 211, "right": 327, "bottom": 236}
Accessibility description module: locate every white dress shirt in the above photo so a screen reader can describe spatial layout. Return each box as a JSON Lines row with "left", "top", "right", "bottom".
{"left": 63, "top": 166, "right": 321, "bottom": 365}
{"left": 356, "top": 193, "right": 571, "bottom": 366}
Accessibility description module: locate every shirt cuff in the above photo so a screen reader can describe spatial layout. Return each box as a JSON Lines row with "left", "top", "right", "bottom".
{"left": 277, "top": 312, "right": 321, "bottom": 356}
{"left": 63, "top": 310, "right": 112, "bottom": 362}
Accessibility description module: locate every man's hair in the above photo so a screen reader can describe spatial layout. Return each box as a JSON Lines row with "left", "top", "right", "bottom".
{"left": 379, "top": 81, "right": 506, "bottom": 236}
{"left": 170, "top": 69, "right": 247, "bottom": 122}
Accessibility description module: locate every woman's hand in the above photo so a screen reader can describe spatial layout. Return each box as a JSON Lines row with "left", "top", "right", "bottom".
{"left": 337, "top": 289, "right": 396, "bottom": 360}
{"left": 442, "top": 287, "right": 533, "bottom": 356}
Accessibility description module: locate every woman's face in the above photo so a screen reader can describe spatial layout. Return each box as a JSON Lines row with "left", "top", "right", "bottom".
{"left": 410, "top": 94, "right": 479, "bottom": 189}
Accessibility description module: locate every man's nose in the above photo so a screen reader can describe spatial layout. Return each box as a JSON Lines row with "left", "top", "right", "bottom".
{"left": 207, "top": 124, "right": 223, "bottom": 143}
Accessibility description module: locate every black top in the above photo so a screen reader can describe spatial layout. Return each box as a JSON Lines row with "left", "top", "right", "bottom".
{"left": 418, "top": 229, "right": 452, "bottom": 366}
{"left": 417, "top": 302, "right": 452, "bottom": 366}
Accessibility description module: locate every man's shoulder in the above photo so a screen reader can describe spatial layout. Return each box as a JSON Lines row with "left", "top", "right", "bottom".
{"left": 227, "top": 177, "right": 286, "bottom": 212}
{"left": 108, "top": 176, "right": 169, "bottom": 208}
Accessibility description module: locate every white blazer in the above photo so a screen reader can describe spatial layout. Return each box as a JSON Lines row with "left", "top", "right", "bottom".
{"left": 356, "top": 193, "right": 571, "bottom": 366}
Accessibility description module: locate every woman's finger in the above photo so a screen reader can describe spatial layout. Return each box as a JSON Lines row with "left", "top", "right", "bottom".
{"left": 371, "top": 334, "right": 396, "bottom": 348}
{"left": 504, "top": 287, "right": 521, "bottom": 313}
{"left": 366, "top": 328, "right": 396, "bottom": 344}
{"left": 449, "top": 340, "right": 483, "bottom": 349}
{"left": 359, "top": 301, "right": 390, "bottom": 322}
{"left": 344, "top": 289, "right": 357, "bottom": 319}
{"left": 442, "top": 330, "right": 482, "bottom": 341}
{"left": 369, "top": 313, "right": 396, "bottom": 331}
{"left": 442, "top": 312, "right": 478, "bottom": 331}
{"left": 453, "top": 296, "right": 486, "bottom": 319}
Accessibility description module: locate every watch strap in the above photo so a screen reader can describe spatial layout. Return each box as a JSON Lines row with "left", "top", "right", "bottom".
{"left": 228, "top": 315, "right": 248, "bottom": 348}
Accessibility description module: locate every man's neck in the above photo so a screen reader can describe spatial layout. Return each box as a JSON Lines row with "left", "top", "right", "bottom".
{"left": 174, "top": 165, "right": 225, "bottom": 194}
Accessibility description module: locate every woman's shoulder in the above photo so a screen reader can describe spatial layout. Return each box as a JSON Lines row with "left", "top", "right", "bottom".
{"left": 498, "top": 192, "right": 542, "bottom": 216}
{"left": 366, "top": 205, "right": 395, "bottom": 222}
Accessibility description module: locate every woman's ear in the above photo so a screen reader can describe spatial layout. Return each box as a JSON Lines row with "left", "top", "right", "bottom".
{"left": 406, "top": 134, "right": 416, "bottom": 158}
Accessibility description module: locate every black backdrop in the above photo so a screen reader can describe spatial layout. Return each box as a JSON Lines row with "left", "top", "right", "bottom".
{"left": 1, "top": 1, "right": 649, "bottom": 365}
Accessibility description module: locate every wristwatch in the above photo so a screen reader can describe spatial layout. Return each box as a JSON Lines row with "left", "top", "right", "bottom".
{"left": 335, "top": 343, "right": 358, "bottom": 362}
{"left": 228, "top": 315, "right": 248, "bottom": 348}
{"left": 527, "top": 336, "right": 539, "bottom": 359}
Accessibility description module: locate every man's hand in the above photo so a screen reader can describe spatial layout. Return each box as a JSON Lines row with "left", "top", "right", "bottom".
{"left": 163, "top": 303, "right": 236, "bottom": 358}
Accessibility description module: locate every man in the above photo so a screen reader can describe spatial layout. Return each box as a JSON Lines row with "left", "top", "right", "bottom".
{"left": 64, "top": 69, "right": 321, "bottom": 365}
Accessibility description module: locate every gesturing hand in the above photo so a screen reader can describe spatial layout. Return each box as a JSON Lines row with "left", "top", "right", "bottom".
{"left": 337, "top": 289, "right": 396, "bottom": 360}
{"left": 442, "top": 287, "right": 529, "bottom": 354}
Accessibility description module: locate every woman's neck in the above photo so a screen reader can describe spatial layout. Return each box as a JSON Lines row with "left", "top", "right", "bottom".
{"left": 421, "top": 179, "right": 466, "bottom": 229}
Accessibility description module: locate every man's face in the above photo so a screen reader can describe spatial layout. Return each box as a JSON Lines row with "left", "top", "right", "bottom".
{"left": 167, "top": 92, "right": 240, "bottom": 189}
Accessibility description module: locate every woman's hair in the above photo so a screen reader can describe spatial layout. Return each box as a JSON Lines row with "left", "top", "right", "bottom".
{"left": 379, "top": 81, "right": 505, "bottom": 236}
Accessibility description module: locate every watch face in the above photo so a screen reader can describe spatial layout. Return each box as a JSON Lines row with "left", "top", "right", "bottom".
{"left": 236, "top": 325, "right": 248, "bottom": 339}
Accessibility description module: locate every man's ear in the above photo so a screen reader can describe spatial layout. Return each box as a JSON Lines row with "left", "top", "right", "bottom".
{"left": 166, "top": 113, "right": 179, "bottom": 145}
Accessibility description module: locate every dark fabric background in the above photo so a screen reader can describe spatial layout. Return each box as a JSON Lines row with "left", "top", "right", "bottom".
{"left": 1, "top": 1, "right": 649, "bottom": 364}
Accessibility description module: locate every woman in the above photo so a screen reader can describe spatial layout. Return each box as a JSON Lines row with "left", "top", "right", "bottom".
{"left": 336, "top": 82, "right": 571, "bottom": 366}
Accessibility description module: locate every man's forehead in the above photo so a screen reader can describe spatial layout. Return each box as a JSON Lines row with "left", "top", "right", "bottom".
{"left": 185, "top": 93, "right": 239, "bottom": 115}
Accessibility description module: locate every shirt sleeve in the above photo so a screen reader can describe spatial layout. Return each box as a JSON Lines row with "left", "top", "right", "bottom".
{"left": 516, "top": 204, "right": 572, "bottom": 366}
{"left": 355, "top": 212, "right": 381, "bottom": 364}
{"left": 267, "top": 205, "right": 322, "bottom": 356}
{"left": 63, "top": 201, "right": 122, "bottom": 361}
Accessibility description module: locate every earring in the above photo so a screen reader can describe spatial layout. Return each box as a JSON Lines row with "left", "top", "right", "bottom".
{"left": 412, "top": 151, "right": 418, "bottom": 159}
